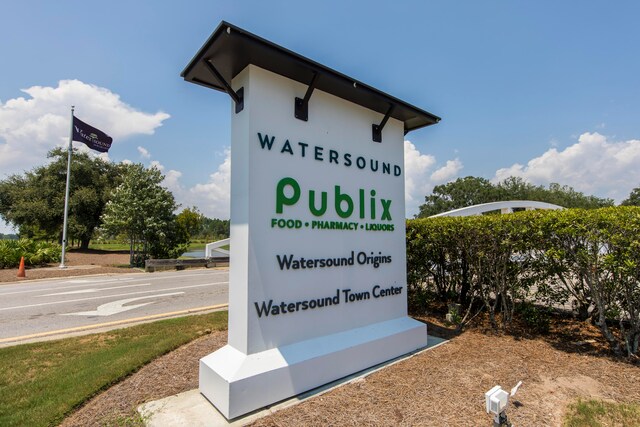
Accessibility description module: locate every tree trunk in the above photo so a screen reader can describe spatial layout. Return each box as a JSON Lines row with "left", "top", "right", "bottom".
{"left": 129, "top": 237, "right": 134, "bottom": 267}
{"left": 458, "top": 254, "right": 470, "bottom": 305}
{"left": 576, "top": 302, "right": 590, "bottom": 321}
{"left": 589, "top": 279, "right": 621, "bottom": 355}
{"left": 80, "top": 238, "right": 90, "bottom": 250}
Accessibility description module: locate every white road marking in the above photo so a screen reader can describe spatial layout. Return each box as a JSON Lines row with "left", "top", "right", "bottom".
{"left": 66, "top": 278, "right": 123, "bottom": 284}
{"left": 0, "top": 272, "right": 227, "bottom": 296}
{"left": 39, "top": 283, "right": 152, "bottom": 297}
{"left": 0, "top": 278, "right": 137, "bottom": 296}
{"left": 0, "top": 282, "right": 227, "bottom": 312}
{"left": 61, "top": 292, "right": 185, "bottom": 316}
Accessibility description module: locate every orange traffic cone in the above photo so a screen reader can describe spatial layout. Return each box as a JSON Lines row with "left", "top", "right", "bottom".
{"left": 17, "top": 256, "right": 26, "bottom": 278}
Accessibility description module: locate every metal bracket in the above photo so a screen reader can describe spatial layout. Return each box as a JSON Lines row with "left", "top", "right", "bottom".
{"left": 295, "top": 72, "right": 319, "bottom": 121}
{"left": 203, "top": 59, "right": 244, "bottom": 113}
{"left": 372, "top": 104, "right": 394, "bottom": 142}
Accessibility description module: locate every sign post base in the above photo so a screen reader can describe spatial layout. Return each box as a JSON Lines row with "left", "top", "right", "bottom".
{"left": 200, "top": 317, "right": 427, "bottom": 419}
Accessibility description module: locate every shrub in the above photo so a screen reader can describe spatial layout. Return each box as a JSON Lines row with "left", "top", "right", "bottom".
{"left": 406, "top": 207, "right": 640, "bottom": 356}
{"left": 0, "top": 239, "right": 61, "bottom": 269}
{"left": 516, "top": 301, "right": 552, "bottom": 334}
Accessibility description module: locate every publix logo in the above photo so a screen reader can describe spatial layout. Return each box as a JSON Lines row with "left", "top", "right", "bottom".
{"left": 276, "top": 177, "right": 392, "bottom": 221}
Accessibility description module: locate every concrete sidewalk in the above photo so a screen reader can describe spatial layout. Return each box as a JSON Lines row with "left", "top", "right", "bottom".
{"left": 139, "top": 334, "right": 448, "bottom": 427}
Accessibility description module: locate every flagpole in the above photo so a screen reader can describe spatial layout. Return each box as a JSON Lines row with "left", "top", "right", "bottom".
{"left": 60, "top": 106, "right": 74, "bottom": 268}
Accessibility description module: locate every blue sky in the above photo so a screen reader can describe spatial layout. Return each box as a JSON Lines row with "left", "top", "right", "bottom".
{"left": 2, "top": 1, "right": 640, "bottom": 233}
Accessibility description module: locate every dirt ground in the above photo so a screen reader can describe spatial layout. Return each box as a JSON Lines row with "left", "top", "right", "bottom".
{"left": 61, "top": 315, "right": 640, "bottom": 427}
{"left": 0, "top": 249, "right": 141, "bottom": 283}
{"left": 10, "top": 253, "right": 639, "bottom": 426}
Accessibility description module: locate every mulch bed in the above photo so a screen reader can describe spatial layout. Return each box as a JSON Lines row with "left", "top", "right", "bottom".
{"left": 0, "top": 249, "right": 141, "bottom": 283}
{"left": 59, "top": 314, "right": 639, "bottom": 427}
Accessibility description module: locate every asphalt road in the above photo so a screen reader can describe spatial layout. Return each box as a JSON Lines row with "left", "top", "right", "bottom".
{"left": 0, "top": 269, "right": 229, "bottom": 346}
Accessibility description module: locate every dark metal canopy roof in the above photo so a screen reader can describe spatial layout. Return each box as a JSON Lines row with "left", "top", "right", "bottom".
{"left": 182, "top": 21, "right": 441, "bottom": 134}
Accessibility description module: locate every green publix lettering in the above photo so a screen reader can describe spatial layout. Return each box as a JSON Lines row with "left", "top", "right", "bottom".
{"left": 276, "top": 177, "right": 392, "bottom": 221}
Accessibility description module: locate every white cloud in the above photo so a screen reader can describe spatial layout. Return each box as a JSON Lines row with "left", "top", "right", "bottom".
{"left": 156, "top": 149, "right": 231, "bottom": 219}
{"left": 0, "top": 219, "right": 16, "bottom": 235}
{"left": 0, "top": 79, "right": 170, "bottom": 177}
{"left": 163, "top": 169, "right": 182, "bottom": 186}
{"left": 430, "top": 159, "right": 463, "bottom": 183}
{"left": 404, "top": 140, "right": 463, "bottom": 216}
{"left": 493, "top": 132, "right": 640, "bottom": 202}
{"left": 137, "top": 146, "right": 151, "bottom": 159}
{"left": 149, "top": 160, "right": 164, "bottom": 171}
{"left": 162, "top": 169, "right": 184, "bottom": 196}
{"left": 185, "top": 149, "right": 232, "bottom": 219}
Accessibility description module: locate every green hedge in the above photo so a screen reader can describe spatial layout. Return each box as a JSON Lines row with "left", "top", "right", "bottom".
{"left": 0, "top": 239, "right": 61, "bottom": 269}
{"left": 407, "top": 207, "right": 640, "bottom": 357}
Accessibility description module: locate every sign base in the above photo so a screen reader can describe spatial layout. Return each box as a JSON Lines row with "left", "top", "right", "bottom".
{"left": 200, "top": 316, "right": 427, "bottom": 419}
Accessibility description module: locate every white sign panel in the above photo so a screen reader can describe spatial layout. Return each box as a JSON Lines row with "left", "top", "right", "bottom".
{"left": 200, "top": 64, "right": 428, "bottom": 419}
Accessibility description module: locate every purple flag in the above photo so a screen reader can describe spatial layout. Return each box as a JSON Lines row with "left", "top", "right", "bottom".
{"left": 72, "top": 116, "right": 113, "bottom": 153}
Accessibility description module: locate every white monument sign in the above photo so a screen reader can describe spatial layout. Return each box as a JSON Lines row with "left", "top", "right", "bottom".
{"left": 182, "top": 22, "right": 440, "bottom": 419}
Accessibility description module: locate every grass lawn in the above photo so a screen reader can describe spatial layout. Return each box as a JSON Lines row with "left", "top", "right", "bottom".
{"left": 0, "top": 311, "right": 227, "bottom": 427}
{"left": 88, "top": 242, "right": 211, "bottom": 252}
{"left": 183, "top": 242, "right": 229, "bottom": 252}
{"left": 88, "top": 242, "right": 130, "bottom": 251}
{"left": 564, "top": 399, "right": 640, "bottom": 426}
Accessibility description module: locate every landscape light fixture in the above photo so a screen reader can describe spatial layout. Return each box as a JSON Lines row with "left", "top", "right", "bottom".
{"left": 485, "top": 381, "right": 522, "bottom": 427}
